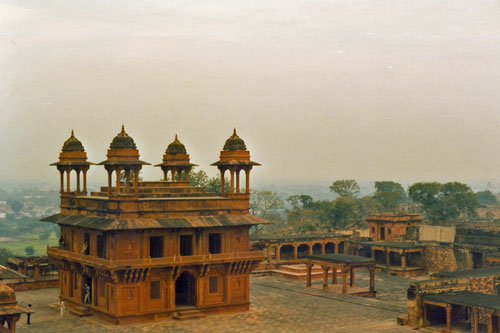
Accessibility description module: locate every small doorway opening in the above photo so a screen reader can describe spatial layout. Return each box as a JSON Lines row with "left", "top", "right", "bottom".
{"left": 82, "top": 275, "right": 92, "bottom": 305}
{"left": 175, "top": 271, "right": 196, "bottom": 306}
{"left": 380, "top": 227, "right": 385, "bottom": 240}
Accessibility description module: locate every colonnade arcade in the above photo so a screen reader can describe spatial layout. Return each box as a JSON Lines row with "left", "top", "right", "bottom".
{"left": 266, "top": 239, "right": 346, "bottom": 266}
{"left": 349, "top": 242, "right": 425, "bottom": 276}
{"left": 104, "top": 165, "right": 142, "bottom": 196}
{"left": 218, "top": 166, "right": 252, "bottom": 196}
{"left": 56, "top": 165, "right": 90, "bottom": 194}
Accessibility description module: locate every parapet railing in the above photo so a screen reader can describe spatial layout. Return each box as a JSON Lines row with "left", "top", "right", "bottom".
{"left": 46, "top": 246, "right": 264, "bottom": 269}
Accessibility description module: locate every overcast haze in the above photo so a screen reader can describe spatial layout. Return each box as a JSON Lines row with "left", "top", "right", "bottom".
{"left": 2, "top": 0, "right": 500, "bottom": 187}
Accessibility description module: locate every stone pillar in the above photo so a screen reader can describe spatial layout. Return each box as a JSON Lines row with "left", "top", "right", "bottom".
{"left": 245, "top": 169, "right": 250, "bottom": 194}
{"left": 276, "top": 246, "right": 281, "bottom": 263}
{"left": 76, "top": 169, "right": 81, "bottom": 193}
{"left": 293, "top": 246, "right": 298, "bottom": 260}
{"left": 369, "top": 267, "right": 375, "bottom": 291}
{"left": 236, "top": 170, "right": 240, "bottom": 193}
{"left": 220, "top": 170, "right": 225, "bottom": 196}
{"left": 125, "top": 169, "right": 131, "bottom": 194}
{"left": 321, "top": 243, "right": 325, "bottom": 254}
{"left": 134, "top": 168, "right": 139, "bottom": 194}
{"left": 306, "top": 263, "right": 313, "bottom": 287}
{"left": 332, "top": 266, "right": 337, "bottom": 284}
{"left": 267, "top": 246, "right": 272, "bottom": 268}
{"left": 350, "top": 267, "right": 355, "bottom": 287}
{"left": 107, "top": 170, "right": 112, "bottom": 196}
{"left": 402, "top": 252, "right": 407, "bottom": 271}
{"left": 116, "top": 169, "right": 121, "bottom": 195}
{"left": 230, "top": 169, "right": 235, "bottom": 194}
{"left": 308, "top": 244, "right": 313, "bottom": 255}
{"left": 473, "top": 309, "right": 479, "bottom": 333}
{"left": 342, "top": 266, "right": 348, "bottom": 294}
{"left": 83, "top": 169, "right": 87, "bottom": 193}
{"left": 185, "top": 168, "right": 190, "bottom": 183}
{"left": 446, "top": 304, "right": 452, "bottom": 332}
{"left": 334, "top": 243, "right": 339, "bottom": 254}
{"left": 59, "top": 170, "right": 64, "bottom": 193}
{"left": 322, "top": 266, "right": 329, "bottom": 290}
{"left": 66, "top": 169, "right": 71, "bottom": 192}
{"left": 487, "top": 313, "right": 493, "bottom": 333}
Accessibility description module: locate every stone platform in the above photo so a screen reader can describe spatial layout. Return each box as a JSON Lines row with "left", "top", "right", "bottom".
{"left": 12, "top": 271, "right": 425, "bottom": 332}
{"left": 271, "top": 264, "right": 335, "bottom": 280}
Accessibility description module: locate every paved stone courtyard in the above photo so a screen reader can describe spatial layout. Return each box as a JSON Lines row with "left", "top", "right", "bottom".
{"left": 15, "top": 271, "right": 424, "bottom": 332}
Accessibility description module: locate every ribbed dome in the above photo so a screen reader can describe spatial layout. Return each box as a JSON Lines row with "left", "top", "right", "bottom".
{"left": 166, "top": 134, "right": 187, "bottom": 154}
{"left": 223, "top": 129, "right": 246, "bottom": 151}
{"left": 110, "top": 125, "right": 137, "bottom": 149}
{"left": 62, "top": 130, "right": 85, "bottom": 152}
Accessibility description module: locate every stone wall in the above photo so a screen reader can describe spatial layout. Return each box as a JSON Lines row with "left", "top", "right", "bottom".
{"left": 423, "top": 245, "right": 458, "bottom": 274}
{"left": 407, "top": 277, "right": 470, "bottom": 328}
{"left": 470, "top": 276, "right": 496, "bottom": 294}
{"left": 419, "top": 225, "right": 455, "bottom": 243}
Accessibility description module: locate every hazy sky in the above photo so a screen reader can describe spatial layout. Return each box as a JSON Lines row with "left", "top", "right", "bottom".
{"left": 2, "top": 0, "right": 500, "bottom": 187}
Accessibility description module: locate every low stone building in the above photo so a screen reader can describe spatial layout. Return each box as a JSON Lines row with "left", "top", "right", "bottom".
{"left": 0, "top": 282, "right": 32, "bottom": 333}
{"left": 407, "top": 266, "right": 500, "bottom": 332}
{"left": 6, "top": 257, "right": 59, "bottom": 290}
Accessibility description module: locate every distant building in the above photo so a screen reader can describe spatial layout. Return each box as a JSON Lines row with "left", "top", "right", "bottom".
{"left": 41, "top": 127, "right": 270, "bottom": 324}
{"left": 367, "top": 213, "right": 422, "bottom": 241}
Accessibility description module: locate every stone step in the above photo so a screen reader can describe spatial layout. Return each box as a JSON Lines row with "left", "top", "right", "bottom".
{"left": 69, "top": 304, "right": 91, "bottom": 317}
{"left": 173, "top": 308, "right": 205, "bottom": 320}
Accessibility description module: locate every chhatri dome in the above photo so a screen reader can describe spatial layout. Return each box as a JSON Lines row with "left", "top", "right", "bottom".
{"left": 165, "top": 134, "right": 187, "bottom": 154}
{"left": 223, "top": 128, "right": 247, "bottom": 151}
{"left": 62, "top": 130, "right": 85, "bottom": 152}
{"left": 109, "top": 125, "right": 137, "bottom": 149}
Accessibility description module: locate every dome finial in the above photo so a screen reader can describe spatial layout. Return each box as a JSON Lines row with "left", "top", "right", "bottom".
{"left": 175, "top": 134, "right": 178, "bottom": 141}
{"left": 121, "top": 124, "right": 125, "bottom": 133}
{"left": 233, "top": 128, "right": 237, "bottom": 136}
{"left": 71, "top": 129, "right": 75, "bottom": 137}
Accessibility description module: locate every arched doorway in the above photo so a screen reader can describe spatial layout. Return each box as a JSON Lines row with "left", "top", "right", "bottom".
{"left": 325, "top": 242, "right": 335, "bottom": 254}
{"left": 312, "top": 243, "right": 322, "bottom": 255}
{"left": 280, "top": 245, "right": 294, "bottom": 260}
{"left": 297, "top": 244, "right": 309, "bottom": 258}
{"left": 175, "top": 271, "right": 196, "bottom": 306}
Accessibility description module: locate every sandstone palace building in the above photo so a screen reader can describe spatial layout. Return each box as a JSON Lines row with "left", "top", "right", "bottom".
{"left": 41, "top": 127, "right": 269, "bottom": 324}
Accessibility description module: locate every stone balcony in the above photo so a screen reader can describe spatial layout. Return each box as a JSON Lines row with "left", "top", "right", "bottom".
{"left": 47, "top": 246, "right": 265, "bottom": 270}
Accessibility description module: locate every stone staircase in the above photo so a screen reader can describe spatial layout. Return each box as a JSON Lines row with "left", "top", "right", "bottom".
{"left": 69, "top": 304, "right": 91, "bottom": 317}
{"left": 173, "top": 308, "right": 205, "bottom": 320}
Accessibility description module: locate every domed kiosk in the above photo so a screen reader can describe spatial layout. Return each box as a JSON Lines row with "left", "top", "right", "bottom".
{"left": 211, "top": 129, "right": 261, "bottom": 196}
{"left": 155, "top": 135, "right": 197, "bottom": 183}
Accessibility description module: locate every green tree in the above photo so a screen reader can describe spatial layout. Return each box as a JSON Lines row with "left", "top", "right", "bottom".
{"left": 189, "top": 169, "right": 230, "bottom": 195}
{"left": 409, "top": 182, "right": 479, "bottom": 223}
{"left": 0, "top": 248, "right": 14, "bottom": 265}
{"left": 329, "top": 180, "right": 360, "bottom": 198}
{"left": 250, "top": 191, "right": 284, "bottom": 219}
{"left": 24, "top": 245, "right": 35, "bottom": 256}
{"left": 189, "top": 170, "right": 210, "bottom": 188}
{"left": 286, "top": 195, "right": 313, "bottom": 209}
{"left": 440, "top": 182, "right": 479, "bottom": 221}
{"left": 330, "top": 197, "right": 358, "bottom": 229}
{"left": 476, "top": 190, "right": 498, "bottom": 205}
{"left": 373, "top": 182, "right": 406, "bottom": 212}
